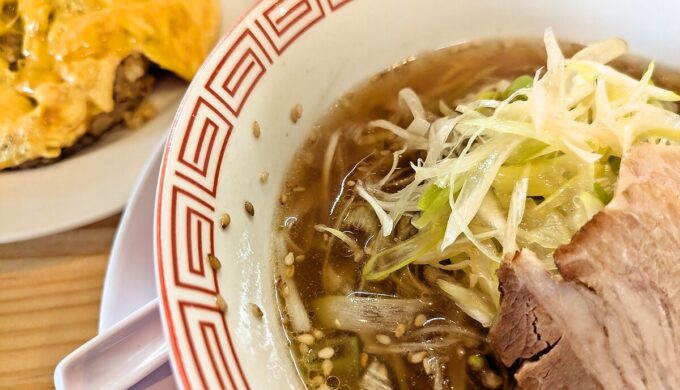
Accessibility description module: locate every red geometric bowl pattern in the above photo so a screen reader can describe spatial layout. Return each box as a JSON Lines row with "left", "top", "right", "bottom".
{"left": 156, "top": 0, "right": 353, "bottom": 389}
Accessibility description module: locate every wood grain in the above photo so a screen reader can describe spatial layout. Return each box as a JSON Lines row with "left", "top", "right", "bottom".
{"left": 0, "top": 215, "right": 121, "bottom": 390}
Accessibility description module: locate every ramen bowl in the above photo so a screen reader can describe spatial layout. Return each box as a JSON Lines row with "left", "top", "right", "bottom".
{"left": 154, "top": 0, "right": 680, "bottom": 388}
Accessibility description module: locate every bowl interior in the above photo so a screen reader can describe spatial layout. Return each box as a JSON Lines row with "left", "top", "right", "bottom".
{"left": 155, "top": 0, "right": 680, "bottom": 388}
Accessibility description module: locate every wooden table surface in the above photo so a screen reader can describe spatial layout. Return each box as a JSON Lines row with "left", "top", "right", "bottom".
{"left": 0, "top": 215, "right": 122, "bottom": 390}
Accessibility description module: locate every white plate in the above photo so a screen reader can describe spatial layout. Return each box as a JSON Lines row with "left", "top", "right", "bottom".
{"left": 100, "top": 142, "right": 162, "bottom": 332}
{"left": 0, "top": 0, "right": 258, "bottom": 244}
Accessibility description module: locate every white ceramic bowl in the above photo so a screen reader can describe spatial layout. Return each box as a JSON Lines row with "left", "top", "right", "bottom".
{"left": 154, "top": 0, "right": 680, "bottom": 388}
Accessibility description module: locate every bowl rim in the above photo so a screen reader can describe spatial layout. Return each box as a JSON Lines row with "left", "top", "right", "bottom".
{"left": 153, "top": 0, "right": 354, "bottom": 388}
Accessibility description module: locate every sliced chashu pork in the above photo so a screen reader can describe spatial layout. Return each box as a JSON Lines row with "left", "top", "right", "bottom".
{"left": 490, "top": 144, "right": 680, "bottom": 389}
{"left": 614, "top": 143, "right": 680, "bottom": 198}
{"left": 488, "top": 262, "right": 561, "bottom": 367}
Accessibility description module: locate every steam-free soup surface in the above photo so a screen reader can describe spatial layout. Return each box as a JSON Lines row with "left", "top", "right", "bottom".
{"left": 273, "top": 39, "right": 680, "bottom": 390}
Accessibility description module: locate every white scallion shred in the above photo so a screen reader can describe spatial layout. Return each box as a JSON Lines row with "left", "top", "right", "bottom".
{"left": 314, "top": 224, "right": 364, "bottom": 261}
{"left": 358, "top": 28, "right": 680, "bottom": 327}
{"left": 436, "top": 279, "right": 495, "bottom": 327}
{"left": 356, "top": 182, "right": 395, "bottom": 236}
{"left": 503, "top": 176, "right": 528, "bottom": 257}
{"left": 376, "top": 146, "right": 407, "bottom": 189}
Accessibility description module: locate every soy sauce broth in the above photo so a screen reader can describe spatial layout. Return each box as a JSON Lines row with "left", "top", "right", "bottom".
{"left": 273, "top": 38, "right": 680, "bottom": 390}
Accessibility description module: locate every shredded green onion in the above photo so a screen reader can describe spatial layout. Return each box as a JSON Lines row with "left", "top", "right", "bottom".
{"left": 357, "top": 28, "right": 680, "bottom": 326}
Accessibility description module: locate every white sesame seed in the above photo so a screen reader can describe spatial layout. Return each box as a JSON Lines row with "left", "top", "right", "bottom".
{"left": 318, "top": 347, "right": 335, "bottom": 360}
{"left": 414, "top": 314, "right": 427, "bottom": 327}
{"left": 375, "top": 334, "right": 391, "bottom": 345}
{"left": 313, "top": 329, "right": 324, "bottom": 340}
{"left": 259, "top": 171, "right": 269, "bottom": 183}
{"left": 297, "top": 333, "right": 315, "bottom": 345}
{"left": 291, "top": 104, "right": 303, "bottom": 123}
{"left": 321, "top": 359, "right": 333, "bottom": 376}
{"left": 215, "top": 295, "right": 227, "bottom": 313}
{"left": 244, "top": 201, "right": 255, "bottom": 216}
{"left": 252, "top": 121, "right": 261, "bottom": 138}
{"left": 394, "top": 323, "right": 406, "bottom": 338}
{"left": 359, "top": 352, "right": 368, "bottom": 368}
{"left": 284, "top": 251, "right": 295, "bottom": 266}
{"left": 219, "top": 214, "right": 231, "bottom": 229}
{"left": 346, "top": 180, "right": 356, "bottom": 187}
{"left": 310, "top": 376, "right": 324, "bottom": 387}
{"left": 408, "top": 351, "right": 427, "bottom": 364}
{"left": 248, "top": 303, "right": 263, "bottom": 319}
{"left": 207, "top": 253, "right": 221, "bottom": 270}
{"left": 299, "top": 343, "right": 309, "bottom": 354}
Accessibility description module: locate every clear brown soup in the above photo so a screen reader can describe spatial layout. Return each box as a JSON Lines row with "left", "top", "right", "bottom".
{"left": 273, "top": 39, "right": 680, "bottom": 390}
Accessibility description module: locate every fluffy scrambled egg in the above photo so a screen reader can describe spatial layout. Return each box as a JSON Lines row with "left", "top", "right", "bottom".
{"left": 0, "top": 0, "right": 220, "bottom": 170}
